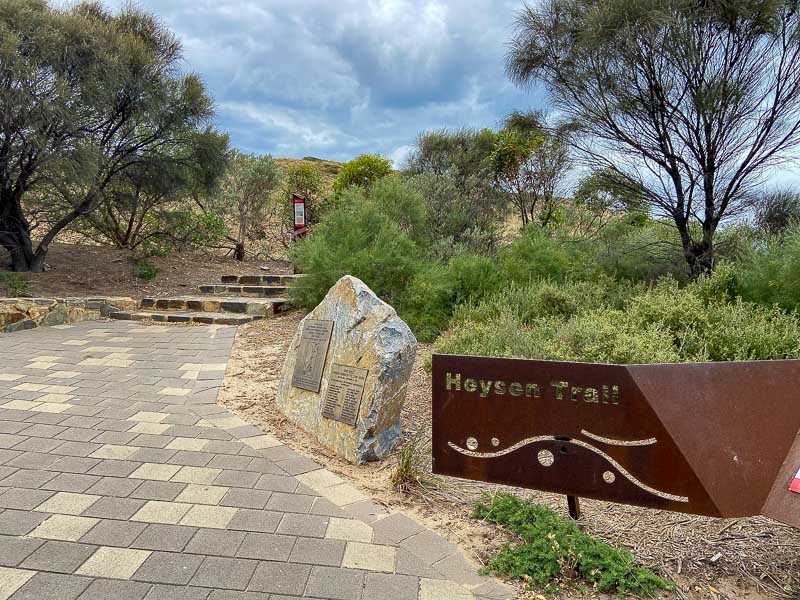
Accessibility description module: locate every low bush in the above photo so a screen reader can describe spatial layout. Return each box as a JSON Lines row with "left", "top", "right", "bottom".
{"left": 398, "top": 254, "right": 498, "bottom": 342}
{"left": 435, "top": 275, "right": 800, "bottom": 364}
{"left": 289, "top": 185, "right": 423, "bottom": 310}
{"left": 501, "top": 227, "right": 592, "bottom": 284}
{"left": 732, "top": 228, "right": 800, "bottom": 312}
{"left": 133, "top": 259, "right": 159, "bottom": 281}
{"left": 0, "top": 272, "right": 29, "bottom": 297}
{"left": 474, "top": 492, "right": 670, "bottom": 596}
{"left": 451, "top": 277, "right": 630, "bottom": 328}
{"left": 332, "top": 154, "right": 392, "bottom": 194}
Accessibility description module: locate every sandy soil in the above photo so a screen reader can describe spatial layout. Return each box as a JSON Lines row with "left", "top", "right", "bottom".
{"left": 2, "top": 243, "right": 292, "bottom": 299}
{"left": 218, "top": 313, "right": 799, "bottom": 600}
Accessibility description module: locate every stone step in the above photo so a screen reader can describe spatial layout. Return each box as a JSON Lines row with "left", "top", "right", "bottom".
{"left": 198, "top": 284, "right": 288, "bottom": 298}
{"left": 109, "top": 310, "right": 261, "bottom": 326}
{"left": 220, "top": 274, "right": 303, "bottom": 286}
{"left": 139, "top": 296, "right": 285, "bottom": 317}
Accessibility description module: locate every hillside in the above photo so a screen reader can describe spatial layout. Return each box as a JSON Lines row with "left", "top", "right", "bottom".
{"left": 274, "top": 156, "right": 342, "bottom": 190}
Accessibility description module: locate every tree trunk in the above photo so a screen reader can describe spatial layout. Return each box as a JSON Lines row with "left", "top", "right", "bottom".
{"left": 671, "top": 211, "right": 713, "bottom": 281}
{"left": 685, "top": 240, "right": 713, "bottom": 281}
{"left": 234, "top": 240, "right": 245, "bottom": 261}
{"left": 0, "top": 193, "right": 39, "bottom": 272}
{"left": 7, "top": 242, "right": 37, "bottom": 272}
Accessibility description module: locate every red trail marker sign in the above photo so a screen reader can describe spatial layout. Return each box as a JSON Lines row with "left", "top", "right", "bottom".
{"left": 293, "top": 194, "right": 307, "bottom": 238}
{"left": 431, "top": 354, "right": 800, "bottom": 526}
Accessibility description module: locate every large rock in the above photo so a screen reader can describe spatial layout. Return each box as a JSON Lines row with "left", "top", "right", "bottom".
{"left": 41, "top": 303, "right": 68, "bottom": 327}
{"left": 276, "top": 276, "right": 417, "bottom": 464}
{"left": 0, "top": 304, "right": 26, "bottom": 328}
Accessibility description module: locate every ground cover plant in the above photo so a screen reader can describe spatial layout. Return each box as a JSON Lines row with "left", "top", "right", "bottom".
{"left": 0, "top": 272, "right": 28, "bottom": 297}
{"left": 474, "top": 492, "right": 671, "bottom": 597}
{"left": 435, "top": 270, "right": 800, "bottom": 364}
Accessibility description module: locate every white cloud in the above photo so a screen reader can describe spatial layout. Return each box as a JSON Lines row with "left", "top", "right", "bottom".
{"left": 122, "top": 0, "right": 546, "bottom": 160}
{"left": 389, "top": 144, "right": 415, "bottom": 169}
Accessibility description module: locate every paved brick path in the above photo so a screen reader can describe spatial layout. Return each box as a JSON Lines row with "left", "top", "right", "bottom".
{"left": 0, "top": 321, "right": 511, "bottom": 600}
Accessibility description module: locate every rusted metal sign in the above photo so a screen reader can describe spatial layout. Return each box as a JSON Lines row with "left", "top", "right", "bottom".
{"left": 431, "top": 354, "right": 800, "bottom": 527}
{"left": 291, "top": 320, "right": 333, "bottom": 393}
{"left": 322, "top": 364, "right": 369, "bottom": 426}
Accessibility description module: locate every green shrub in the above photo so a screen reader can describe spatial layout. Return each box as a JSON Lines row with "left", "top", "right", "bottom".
{"left": 624, "top": 278, "right": 709, "bottom": 341}
{"left": 398, "top": 254, "right": 498, "bottom": 341}
{"left": 501, "top": 227, "right": 591, "bottom": 284}
{"left": 290, "top": 193, "right": 421, "bottom": 310}
{"left": 593, "top": 219, "right": 689, "bottom": 283}
{"left": 437, "top": 309, "right": 680, "bottom": 364}
{"left": 434, "top": 312, "right": 558, "bottom": 361}
{"left": 550, "top": 309, "right": 681, "bottom": 364}
{"left": 332, "top": 154, "right": 392, "bottom": 193}
{"left": 407, "top": 172, "right": 501, "bottom": 254}
{"left": 0, "top": 272, "right": 29, "bottom": 297}
{"left": 474, "top": 492, "right": 670, "bottom": 596}
{"left": 682, "top": 299, "right": 800, "bottom": 361}
{"left": 367, "top": 176, "right": 429, "bottom": 244}
{"left": 692, "top": 262, "right": 739, "bottom": 304}
{"left": 733, "top": 228, "right": 800, "bottom": 312}
{"left": 436, "top": 275, "right": 800, "bottom": 364}
{"left": 133, "top": 260, "right": 159, "bottom": 281}
{"left": 451, "top": 277, "right": 631, "bottom": 328}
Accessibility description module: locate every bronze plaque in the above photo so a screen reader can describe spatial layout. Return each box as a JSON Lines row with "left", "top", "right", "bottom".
{"left": 322, "top": 364, "right": 369, "bottom": 426}
{"left": 291, "top": 320, "right": 334, "bottom": 393}
{"left": 432, "top": 353, "right": 800, "bottom": 527}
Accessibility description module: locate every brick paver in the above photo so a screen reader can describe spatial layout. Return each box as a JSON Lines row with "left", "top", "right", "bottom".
{"left": 0, "top": 321, "right": 512, "bottom": 600}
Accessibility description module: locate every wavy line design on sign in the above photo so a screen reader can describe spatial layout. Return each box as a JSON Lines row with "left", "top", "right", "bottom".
{"left": 447, "top": 437, "right": 688, "bottom": 503}
{"left": 580, "top": 430, "right": 657, "bottom": 447}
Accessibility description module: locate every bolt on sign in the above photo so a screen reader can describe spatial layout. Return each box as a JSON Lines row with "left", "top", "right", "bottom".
{"left": 431, "top": 354, "right": 800, "bottom": 527}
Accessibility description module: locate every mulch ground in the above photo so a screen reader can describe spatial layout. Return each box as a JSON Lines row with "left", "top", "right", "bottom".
{"left": 4, "top": 243, "right": 291, "bottom": 299}
{"left": 219, "top": 312, "right": 799, "bottom": 600}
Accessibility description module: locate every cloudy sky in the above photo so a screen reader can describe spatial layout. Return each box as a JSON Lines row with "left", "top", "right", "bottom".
{"left": 122, "top": 0, "right": 544, "bottom": 166}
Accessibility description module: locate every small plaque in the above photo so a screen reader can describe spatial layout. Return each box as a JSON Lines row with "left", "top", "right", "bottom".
{"left": 291, "top": 320, "right": 334, "bottom": 393}
{"left": 322, "top": 364, "right": 369, "bottom": 426}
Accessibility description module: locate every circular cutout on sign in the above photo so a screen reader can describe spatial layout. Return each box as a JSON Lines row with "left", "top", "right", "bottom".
{"left": 603, "top": 471, "right": 616, "bottom": 483}
{"left": 466, "top": 437, "right": 479, "bottom": 451}
{"left": 538, "top": 449, "right": 555, "bottom": 467}
{"left": 491, "top": 438, "right": 500, "bottom": 447}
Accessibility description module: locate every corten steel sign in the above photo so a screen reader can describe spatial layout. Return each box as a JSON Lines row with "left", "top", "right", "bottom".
{"left": 431, "top": 354, "right": 800, "bottom": 527}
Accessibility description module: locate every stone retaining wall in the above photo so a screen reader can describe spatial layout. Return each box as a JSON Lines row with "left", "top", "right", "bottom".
{"left": 0, "top": 297, "right": 136, "bottom": 333}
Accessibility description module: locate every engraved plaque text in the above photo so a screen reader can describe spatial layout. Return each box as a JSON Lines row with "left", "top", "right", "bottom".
{"left": 291, "top": 320, "right": 334, "bottom": 393}
{"left": 322, "top": 364, "right": 369, "bottom": 426}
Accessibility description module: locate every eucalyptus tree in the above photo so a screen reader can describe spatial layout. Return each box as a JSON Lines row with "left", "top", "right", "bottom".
{"left": 0, "top": 0, "right": 215, "bottom": 271}
{"left": 489, "top": 111, "right": 572, "bottom": 228}
{"left": 508, "top": 0, "right": 800, "bottom": 277}
{"left": 212, "top": 152, "right": 281, "bottom": 261}
{"left": 405, "top": 128, "right": 504, "bottom": 245}
{"left": 79, "top": 129, "right": 229, "bottom": 251}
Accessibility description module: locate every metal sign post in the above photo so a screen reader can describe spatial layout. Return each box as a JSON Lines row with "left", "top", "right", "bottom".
{"left": 431, "top": 354, "right": 800, "bottom": 526}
